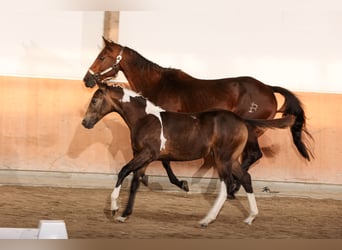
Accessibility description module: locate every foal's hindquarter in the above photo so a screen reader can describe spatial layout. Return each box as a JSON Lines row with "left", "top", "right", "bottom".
{"left": 86, "top": 88, "right": 259, "bottom": 226}
{"left": 113, "top": 112, "right": 258, "bottom": 226}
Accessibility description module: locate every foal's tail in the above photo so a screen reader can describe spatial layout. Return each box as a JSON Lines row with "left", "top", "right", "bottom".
{"left": 246, "top": 114, "right": 296, "bottom": 131}
{"left": 270, "top": 86, "right": 314, "bottom": 161}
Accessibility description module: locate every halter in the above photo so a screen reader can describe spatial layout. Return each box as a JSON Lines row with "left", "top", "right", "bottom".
{"left": 88, "top": 47, "right": 125, "bottom": 78}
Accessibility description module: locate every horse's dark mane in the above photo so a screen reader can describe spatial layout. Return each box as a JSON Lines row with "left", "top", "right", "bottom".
{"left": 125, "top": 46, "right": 192, "bottom": 79}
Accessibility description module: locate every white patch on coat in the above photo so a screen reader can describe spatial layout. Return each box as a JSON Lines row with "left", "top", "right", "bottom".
{"left": 122, "top": 88, "right": 167, "bottom": 150}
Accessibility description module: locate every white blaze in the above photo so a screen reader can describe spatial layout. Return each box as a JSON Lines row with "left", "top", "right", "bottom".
{"left": 122, "top": 88, "right": 167, "bottom": 150}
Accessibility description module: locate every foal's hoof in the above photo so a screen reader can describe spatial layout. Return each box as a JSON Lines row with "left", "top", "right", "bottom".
{"left": 227, "top": 193, "right": 236, "bottom": 200}
{"left": 198, "top": 218, "right": 212, "bottom": 228}
{"left": 199, "top": 222, "right": 209, "bottom": 228}
{"left": 181, "top": 180, "right": 190, "bottom": 192}
{"left": 141, "top": 175, "right": 149, "bottom": 186}
{"left": 111, "top": 209, "right": 118, "bottom": 217}
{"left": 116, "top": 216, "right": 128, "bottom": 223}
{"left": 244, "top": 214, "right": 257, "bottom": 225}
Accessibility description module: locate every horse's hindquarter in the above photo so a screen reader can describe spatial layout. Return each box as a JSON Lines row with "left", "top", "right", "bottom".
{"left": 232, "top": 77, "right": 277, "bottom": 119}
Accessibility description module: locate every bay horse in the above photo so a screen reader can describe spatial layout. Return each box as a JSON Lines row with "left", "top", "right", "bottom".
{"left": 82, "top": 84, "right": 295, "bottom": 226}
{"left": 83, "top": 37, "right": 313, "bottom": 194}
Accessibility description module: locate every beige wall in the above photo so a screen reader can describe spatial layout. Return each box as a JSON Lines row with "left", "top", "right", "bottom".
{"left": 0, "top": 76, "right": 341, "bottom": 185}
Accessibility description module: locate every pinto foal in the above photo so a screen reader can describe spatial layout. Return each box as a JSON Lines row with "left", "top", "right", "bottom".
{"left": 82, "top": 85, "right": 294, "bottom": 226}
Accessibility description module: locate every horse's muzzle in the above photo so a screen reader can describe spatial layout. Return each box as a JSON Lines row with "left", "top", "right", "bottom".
{"left": 83, "top": 73, "right": 97, "bottom": 88}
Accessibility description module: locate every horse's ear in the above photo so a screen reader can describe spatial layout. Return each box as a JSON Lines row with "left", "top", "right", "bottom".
{"left": 102, "top": 36, "right": 113, "bottom": 46}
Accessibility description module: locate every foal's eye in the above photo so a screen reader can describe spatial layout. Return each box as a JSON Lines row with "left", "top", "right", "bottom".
{"left": 99, "top": 56, "right": 105, "bottom": 61}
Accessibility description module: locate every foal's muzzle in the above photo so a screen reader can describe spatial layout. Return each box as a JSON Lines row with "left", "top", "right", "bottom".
{"left": 81, "top": 119, "right": 94, "bottom": 129}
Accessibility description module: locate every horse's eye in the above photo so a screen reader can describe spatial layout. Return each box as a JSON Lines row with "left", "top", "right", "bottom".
{"left": 99, "top": 56, "right": 105, "bottom": 61}
{"left": 91, "top": 99, "right": 97, "bottom": 105}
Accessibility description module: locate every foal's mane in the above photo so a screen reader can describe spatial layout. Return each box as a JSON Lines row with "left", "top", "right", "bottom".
{"left": 109, "top": 84, "right": 157, "bottom": 108}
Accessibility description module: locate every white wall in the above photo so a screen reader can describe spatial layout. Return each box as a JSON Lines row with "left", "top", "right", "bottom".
{"left": 118, "top": 7, "right": 342, "bottom": 93}
{"left": 0, "top": 11, "right": 104, "bottom": 79}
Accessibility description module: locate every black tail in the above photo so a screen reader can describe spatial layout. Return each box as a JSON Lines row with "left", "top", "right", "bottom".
{"left": 270, "top": 86, "right": 314, "bottom": 161}
{"left": 246, "top": 115, "right": 296, "bottom": 130}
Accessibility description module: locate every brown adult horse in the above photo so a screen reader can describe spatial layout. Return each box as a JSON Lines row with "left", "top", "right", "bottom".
{"left": 83, "top": 38, "right": 313, "bottom": 194}
{"left": 82, "top": 85, "right": 295, "bottom": 226}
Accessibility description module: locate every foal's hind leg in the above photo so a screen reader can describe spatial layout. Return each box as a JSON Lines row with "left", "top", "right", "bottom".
{"left": 232, "top": 163, "right": 259, "bottom": 225}
{"left": 199, "top": 159, "right": 232, "bottom": 227}
{"left": 230, "top": 131, "right": 262, "bottom": 198}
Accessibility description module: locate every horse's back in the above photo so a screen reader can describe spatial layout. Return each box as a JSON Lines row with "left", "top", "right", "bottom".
{"left": 157, "top": 72, "right": 277, "bottom": 119}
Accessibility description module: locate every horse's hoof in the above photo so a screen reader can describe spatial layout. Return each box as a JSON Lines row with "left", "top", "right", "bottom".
{"left": 181, "top": 181, "right": 190, "bottom": 192}
{"left": 141, "top": 175, "right": 149, "bottom": 186}
{"left": 116, "top": 216, "right": 128, "bottom": 223}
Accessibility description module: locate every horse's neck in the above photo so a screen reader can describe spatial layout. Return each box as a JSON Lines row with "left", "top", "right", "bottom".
{"left": 121, "top": 51, "right": 163, "bottom": 96}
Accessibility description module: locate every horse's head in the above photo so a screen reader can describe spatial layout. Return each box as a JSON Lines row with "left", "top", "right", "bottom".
{"left": 83, "top": 37, "right": 124, "bottom": 88}
{"left": 82, "top": 86, "right": 123, "bottom": 129}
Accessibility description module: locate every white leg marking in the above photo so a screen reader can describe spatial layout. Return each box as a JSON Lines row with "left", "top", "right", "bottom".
{"left": 244, "top": 192, "right": 259, "bottom": 225}
{"left": 199, "top": 181, "right": 227, "bottom": 227}
{"left": 116, "top": 216, "right": 128, "bottom": 223}
{"left": 111, "top": 185, "right": 122, "bottom": 211}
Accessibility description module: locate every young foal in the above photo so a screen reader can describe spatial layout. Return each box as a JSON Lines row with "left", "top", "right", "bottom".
{"left": 82, "top": 85, "right": 294, "bottom": 226}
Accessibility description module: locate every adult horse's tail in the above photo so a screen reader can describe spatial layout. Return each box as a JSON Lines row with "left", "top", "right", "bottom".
{"left": 270, "top": 86, "right": 314, "bottom": 161}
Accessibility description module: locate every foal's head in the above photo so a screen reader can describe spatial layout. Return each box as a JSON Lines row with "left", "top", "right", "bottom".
{"left": 83, "top": 37, "right": 124, "bottom": 88}
{"left": 82, "top": 86, "right": 123, "bottom": 129}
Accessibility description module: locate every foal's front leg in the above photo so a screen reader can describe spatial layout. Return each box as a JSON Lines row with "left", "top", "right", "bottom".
{"left": 110, "top": 151, "right": 152, "bottom": 217}
{"left": 116, "top": 167, "right": 145, "bottom": 222}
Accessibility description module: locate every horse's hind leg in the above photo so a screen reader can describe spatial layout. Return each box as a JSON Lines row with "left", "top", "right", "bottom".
{"left": 232, "top": 163, "right": 258, "bottom": 225}
{"left": 140, "top": 160, "right": 189, "bottom": 192}
{"left": 162, "top": 160, "right": 189, "bottom": 192}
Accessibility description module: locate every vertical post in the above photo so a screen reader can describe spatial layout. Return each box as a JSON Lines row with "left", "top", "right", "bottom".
{"left": 103, "top": 11, "right": 120, "bottom": 42}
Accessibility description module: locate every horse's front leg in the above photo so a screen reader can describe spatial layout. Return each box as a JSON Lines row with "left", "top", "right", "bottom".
{"left": 116, "top": 167, "right": 146, "bottom": 222}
